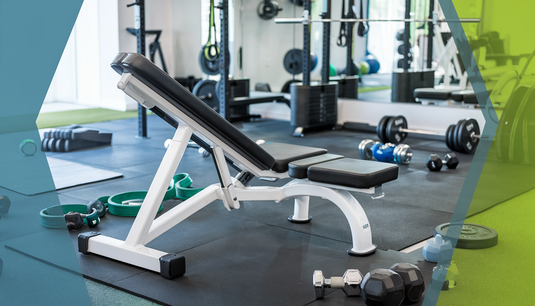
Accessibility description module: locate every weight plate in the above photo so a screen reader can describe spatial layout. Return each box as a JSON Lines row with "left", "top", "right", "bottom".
{"left": 509, "top": 86, "right": 535, "bottom": 163}
{"left": 452, "top": 119, "right": 465, "bottom": 153}
{"left": 283, "top": 49, "right": 303, "bottom": 75}
{"left": 192, "top": 79, "right": 219, "bottom": 112}
{"left": 55, "top": 139, "right": 65, "bottom": 152}
{"left": 198, "top": 46, "right": 220, "bottom": 76}
{"left": 458, "top": 118, "right": 480, "bottom": 154}
{"left": 41, "top": 138, "right": 49, "bottom": 152}
{"left": 495, "top": 86, "right": 530, "bottom": 161}
{"left": 445, "top": 124, "right": 456, "bottom": 151}
{"left": 385, "top": 115, "right": 408, "bottom": 144}
{"left": 48, "top": 138, "right": 58, "bottom": 152}
{"left": 376, "top": 116, "right": 392, "bottom": 144}
{"left": 435, "top": 223, "right": 498, "bottom": 249}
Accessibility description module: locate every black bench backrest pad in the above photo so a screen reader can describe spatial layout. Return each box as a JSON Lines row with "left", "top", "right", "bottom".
{"left": 111, "top": 53, "right": 276, "bottom": 171}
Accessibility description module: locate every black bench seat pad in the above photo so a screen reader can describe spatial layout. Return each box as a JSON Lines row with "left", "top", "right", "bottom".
{"left": 307, "top": 159, "right": 399, "bottom": 189}
{"left": 260, "top": 142, "right": 328, "bottom": 173}
{"left": 288, "top": 154, "right": 344, "bottom": 178}
{"left": 414, "top": 88, "right": 455, "bottom": 100}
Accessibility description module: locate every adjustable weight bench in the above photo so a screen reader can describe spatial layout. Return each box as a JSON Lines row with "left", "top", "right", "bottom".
{"left": 78, "top": 53, "right": 399, "bottom": 279}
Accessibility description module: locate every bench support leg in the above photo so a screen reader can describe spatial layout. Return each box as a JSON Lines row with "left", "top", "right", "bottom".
{"left": 288, "top": 196, "right": 312, "bottom": 223}
{"left": 281, "top": 182, "right": 377, "bottom": 256}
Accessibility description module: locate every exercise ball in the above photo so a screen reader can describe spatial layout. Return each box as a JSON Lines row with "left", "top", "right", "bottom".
{"left": 359, "top": 61, "right": 370, "bottom": 74}
{"left": 310, "top": 53, "right": 318, "bottom": 71}
{"left": 365, "top": 55, "right": 381, "bottom": 74}
{"left": 338, "top": 62, "right": 360, "bottom": 75}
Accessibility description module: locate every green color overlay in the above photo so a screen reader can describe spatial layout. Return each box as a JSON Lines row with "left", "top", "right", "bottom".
{"left": 423, "top": 0, "right": 535, "bottom": 305}
{"left": 37, "top": 108, "right": 139, "bottom": 129}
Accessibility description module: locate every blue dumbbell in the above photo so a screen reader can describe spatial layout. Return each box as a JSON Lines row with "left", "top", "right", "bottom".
{"left": 358, "top": 139, "right": 412, "bottom": 165}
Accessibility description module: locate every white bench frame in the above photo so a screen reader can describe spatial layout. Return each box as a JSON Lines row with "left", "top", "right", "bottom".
{"left": 80, "top": 72, "right": 386, "bottom": 277}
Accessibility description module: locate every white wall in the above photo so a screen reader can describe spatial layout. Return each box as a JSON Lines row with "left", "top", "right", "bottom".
{"left": 44, "top": 0, "right": 175, "bottom": 111}
{"left": 172, "top": 0, "right": 203, "bottom": 77}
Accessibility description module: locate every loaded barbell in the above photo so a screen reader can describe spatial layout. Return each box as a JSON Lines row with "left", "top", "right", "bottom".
{"left": 376, "top": 115, "right": 481, "bottom": 154}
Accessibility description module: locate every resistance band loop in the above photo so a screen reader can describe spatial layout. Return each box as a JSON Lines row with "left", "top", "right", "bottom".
{"left": 204, "top": 0, "right": 220, "bottom": 62}
{"left": 104, "top": 173, "right": 204, "bottom": 217}
{"left": 337, "top": 0, "right": 347, "bottom": 47}
{"left": 40, "top": 204, "right": 100, "bottom": 229}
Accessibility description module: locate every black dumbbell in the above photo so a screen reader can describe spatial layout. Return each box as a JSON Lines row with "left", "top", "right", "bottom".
{"left": 313, "top": 269, "right": 363, "bottom": 299}
{"left": 0, "top": 195, "right": 11, "bottom": 221}
{"left": 361, "top": 263, "right": 425, "bottom": 305}
{"left": 426, "top": 153, "right": 459, "bottom": 171}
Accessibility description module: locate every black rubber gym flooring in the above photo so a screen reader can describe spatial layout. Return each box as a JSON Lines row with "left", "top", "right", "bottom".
{"left": 13, "top": 115, "right": 477, "bottom": 305}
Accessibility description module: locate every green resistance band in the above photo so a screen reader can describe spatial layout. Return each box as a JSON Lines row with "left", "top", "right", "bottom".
{"left": 104, "top": 173, "right": 204, "bottom": 217}
{"left": 204, "top": 0, "right": 220, "bottom": 61}
{"left": 40, "top": 204, "right": 100, "bottom": 229}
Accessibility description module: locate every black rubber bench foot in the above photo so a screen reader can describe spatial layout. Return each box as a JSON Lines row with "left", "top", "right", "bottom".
{"left": 347, "top": 244, "right": 377, "bottom": 256}
{"left": 78, "top": 232, "right": 101, "bottom": 254}
{"left": 288, "top": 215, "right": 312, "bottom": 224}
{"left": 160, "top": 254, "right": 186, "bottom": 279}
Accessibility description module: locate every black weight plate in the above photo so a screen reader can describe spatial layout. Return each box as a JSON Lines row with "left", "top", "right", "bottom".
{"left": 376, "top": 116, "right": 392, "bottom": 143}
{"left": 495, "top": 85, "right": 530, "bottom": 161}
{"left": 458, "top": 118, "right": 480, "bottom": 154}
{"left": 198, "top": 46, "right": 220, "bottom": 76}
{"left": 385, "top": 115, "right": 408, "bottom": 144}
{"left": 452, "top": 119, "right": 465, "bottom": 153}
{"left": 192, "top": 79, "right": 219, "bottom": 112}
{"left": 445, "top": 124, "right": 456, "bottom": 151}
{"left": 509, "top": 86, "right": 535, "bottom": 163}
{"left": 283, "top": 49, "right": 303, "bottom": 75}
{"left": 41, "top": 138, "right": 49, "bottom": 152}
{"left": 48, "top": 138, "right": 58, "bottom": 152}
{"left": 55, "top": 139, "right": 65, "bottom": 152}
{"left": 435, "top": 223, "right": 498, "bottom": 249}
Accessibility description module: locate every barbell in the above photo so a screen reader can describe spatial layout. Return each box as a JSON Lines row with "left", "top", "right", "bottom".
{"left": 275, "top": 10, "right": 479, "bottom": 25}
{"left": 376, "top": 115, "right": 481, "bottom": 154}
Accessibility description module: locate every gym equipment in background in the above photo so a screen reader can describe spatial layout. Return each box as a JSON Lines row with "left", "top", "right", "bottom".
{"left": 313, "top": 269, "right": 363, "bottom": 299}
{"left": 376, "top": 116, "right": 481, "bottom": 154}
{"left": 0, "top": 195, "right": 11, "bottom": 221}
{"left": 425, "top": 153, "right": 459, "bottom": 171}
{"left": 257, "top": 0, "right": 282, "bottom": 20}
{"left": 282, "top": 49, "right": 318, "bottom": 74}
{"left": 422, "top": 234, "right": 453, "bottom": 263}
{"left": 41, "top": 125, "right": 112, "bottom": 152}
{"left": 126, "top": 28, "right": 168, "bottom": 73}
{"left": 283, "top": 0, "right": 338, "bottom": 137}
{"left": 126, "top": 0, "right": 149, "bottom": 138}
{"left": 79, "top": 52, "right": 400, "bottom": 279}
{"left": 435, "top": 223, "right": 498, "bottom": 249}
{"left": 192, "top": 79, "right": 219, "bottom": 111}
{"left": 40, "top": 204, "right": 100, "bottom": 230}
{"left": 358, "top": 140, "right": 412, "bottom": 165}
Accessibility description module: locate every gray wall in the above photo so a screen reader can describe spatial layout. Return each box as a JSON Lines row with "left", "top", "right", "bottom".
{"left": 172, "top": 0, "right": 203, "bottom": 77}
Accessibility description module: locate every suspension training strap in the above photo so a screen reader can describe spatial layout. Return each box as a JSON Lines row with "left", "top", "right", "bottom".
{"left": 204, "top": 0, "right": 220, "bottom": 61}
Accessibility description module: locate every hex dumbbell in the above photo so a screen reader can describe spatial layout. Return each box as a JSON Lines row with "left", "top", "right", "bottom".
{"left": 426, "top": 153, "right": 459, "bottom": 171}
{"left": 376, "top": 115, "right": 481, "bottom": 154}
{"left": 313, "top": 269, "right": 363, "bottom": 299}
{"left": 359, "top": 139, "right": 412, "bottom": 165}
{"left": 0, "top": 195, "right": 11, "bottom": 221}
